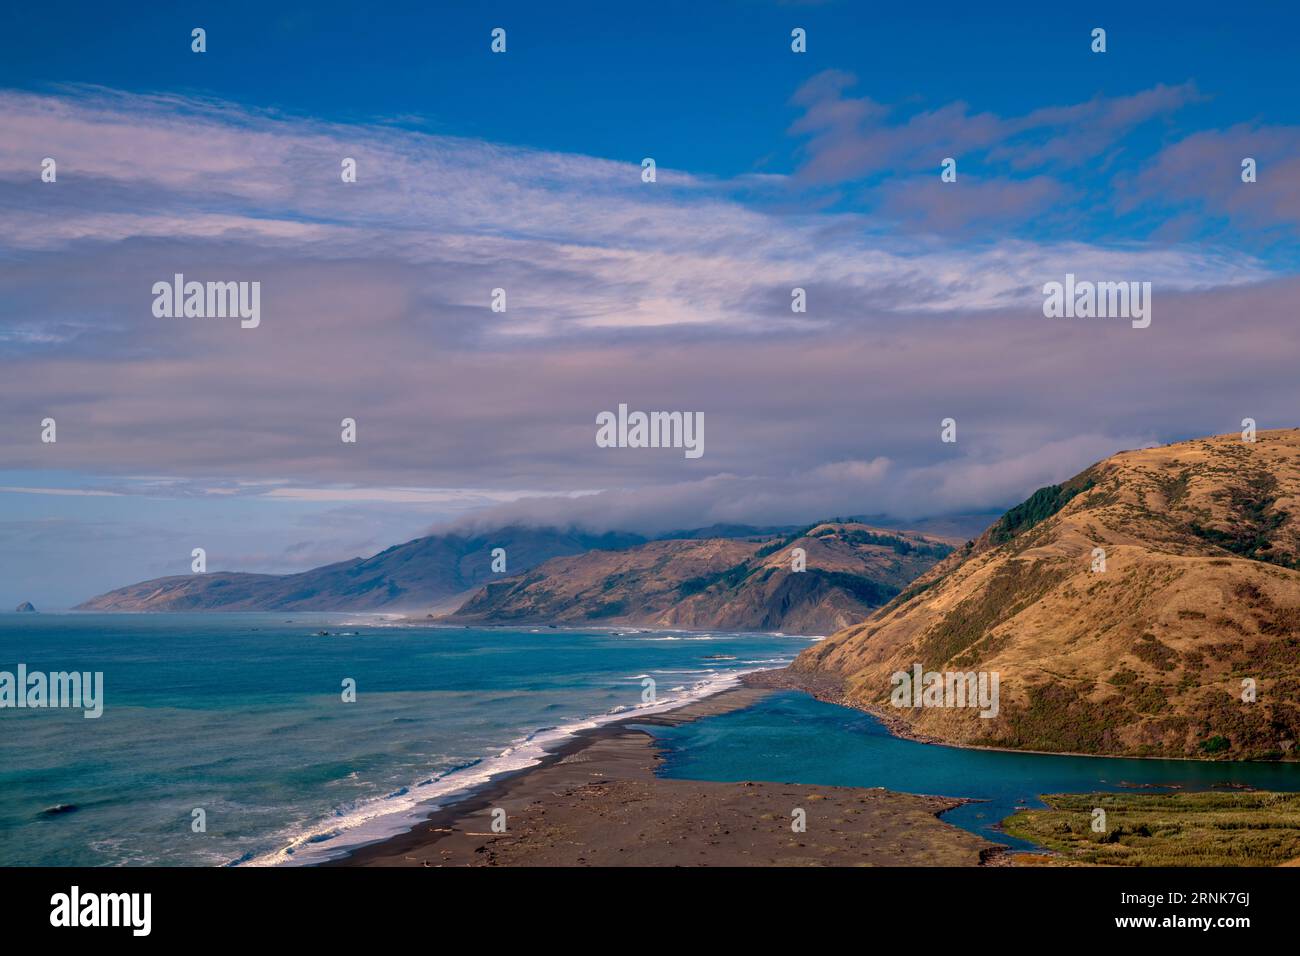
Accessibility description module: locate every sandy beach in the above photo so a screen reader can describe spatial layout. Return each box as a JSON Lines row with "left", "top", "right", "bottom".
{"left": 333, "top": 684, "right": 1002, "bottom": 867}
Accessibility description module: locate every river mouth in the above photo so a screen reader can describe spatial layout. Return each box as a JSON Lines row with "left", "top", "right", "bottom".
{"left": 644, "top": 690, "right": 1300, "bottom": 851}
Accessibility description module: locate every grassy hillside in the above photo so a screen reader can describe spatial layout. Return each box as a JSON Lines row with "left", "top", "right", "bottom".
{"left": 795, "top": 429, "right": 1300, "bottom": 759}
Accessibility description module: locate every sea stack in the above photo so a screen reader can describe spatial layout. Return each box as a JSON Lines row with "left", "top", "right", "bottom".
{"left": 15, "top": 601, "right": 36, "bottom": 612}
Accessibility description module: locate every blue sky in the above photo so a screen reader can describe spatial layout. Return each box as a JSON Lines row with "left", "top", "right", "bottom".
{"left": 2, "top": 1, "right": 1299, "bottom": 606}
{"left": 5, "top": 2, "right": 1297, "bottom": 175}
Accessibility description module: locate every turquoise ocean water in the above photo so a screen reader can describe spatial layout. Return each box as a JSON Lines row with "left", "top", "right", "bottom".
{"left": 5, "top": 614, "right": 1298, "bottom": 865}
{"left": 0, "top": 612, "right": 813, "bottom": 866}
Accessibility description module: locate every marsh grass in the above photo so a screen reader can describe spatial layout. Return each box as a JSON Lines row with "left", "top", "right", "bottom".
{"left": 1003, "top": 791, "right": 1300, "bottom": 866}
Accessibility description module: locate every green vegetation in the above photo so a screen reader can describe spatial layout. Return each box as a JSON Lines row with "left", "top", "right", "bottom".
{"left": 1156, "top": 468, "right": 1192, "bottom": 506}
{"left": 675, "top": 560, "right": 754, "bottom": 596}
{"left": 1003, "top": 791, "right": 1300, "bottom": 866}
{"left": 816, "top": 527, "right": 952, "bottom": 560}
{"left": 600, "top": 572, "right": 634, "bottom": 592}
{"left": 676, "top": 574, "right": 719, "bottom": 597}
{"left": 1105, "top": 668, "right": 1171, "bottom": 715}
{"left": 678, "top": 564, "right": 898, "bottom": 609}
{"left": 752, "top": 523, "right": 821, "bottom": 559}
{"left": 1189, "top": 472, "right": 1297, "bottom": 568}
{"left": 983, "top": 680, "right": 1133, "bottom": 754}
{"left": 891, "top": 575, "right": 942, "bottom": 607}
{"left": 1183, "top": 685, "right": 1300, "bottom": 761}
{"left": 809, "top": 570, "right": 900, "bottom": 607}
{"left": 585, "top": 599, "right": 626, "bottom": 618}
{"left": 988, "top": 473, "right": 1096, "bottom": 545}
{"left": 750, "top": 539, "right": 786, "bottom": 560}
{"left": 1131, "top": 632, "right": 1179, "bottom": 671}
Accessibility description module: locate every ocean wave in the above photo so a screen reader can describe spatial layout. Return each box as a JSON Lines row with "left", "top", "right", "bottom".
{"left": 243, "top": 664, "right": 776, "bottom": 867}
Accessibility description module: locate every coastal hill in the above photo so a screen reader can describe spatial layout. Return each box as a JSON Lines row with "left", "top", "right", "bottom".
{"left": 793, "top": 429, "right": 1300, "bottom": 760}
{"left": 76, "top": 518, "right": 964, "bottom": 630}
{"left": 448, "top": 522, "right": 955, "bottom": 633}
{"left": 75, "top": 527, "right": 644, "bottom": 612}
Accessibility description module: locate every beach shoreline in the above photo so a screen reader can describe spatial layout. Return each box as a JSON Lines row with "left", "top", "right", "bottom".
{"left": 329, "top": 683, "right": 1001, "bottom": 867}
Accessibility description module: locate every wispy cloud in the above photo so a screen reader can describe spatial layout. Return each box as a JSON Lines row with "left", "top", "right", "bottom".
{"left": 0, "top": 485, "right": 123, "bottom": 497}
{"left": 780, "top": 70, "right": 1300, "bottom": 246}
{"left": 0, "top": 85, "right": 1292, "bottom": 538}
{"left": 789, "top": 73, "right": 1199, "bottom": 182}
{"left": 1125, "top": 122, "right": 1300, "bottom": 233}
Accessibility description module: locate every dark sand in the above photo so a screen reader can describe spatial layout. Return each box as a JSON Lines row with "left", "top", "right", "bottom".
{"left": 334, "top": 685, "right": 1002, "bottom": 867}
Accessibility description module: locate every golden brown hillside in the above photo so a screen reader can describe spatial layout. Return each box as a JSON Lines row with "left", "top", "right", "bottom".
{"left": 794, "top": 429, "right": 1300, "bottom": 760}
{"left": 448, "top": 523, "right": 955, "bottom": 634}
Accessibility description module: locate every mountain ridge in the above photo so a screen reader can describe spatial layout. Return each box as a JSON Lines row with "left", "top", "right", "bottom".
{"left": 75, "top": 527, "right": 645, "bottom": 612}
{"left": 447, "top": 522, "right": 956, "bottom": 633}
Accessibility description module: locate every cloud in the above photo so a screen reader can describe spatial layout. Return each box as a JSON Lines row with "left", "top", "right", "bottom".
{"left": 810, "top": 457, "right": 892, "bottom": 483}
{"left": 786, "top": 72, "right": 1205, "bottom": 235}
{"left": 994, "top": 83, "right": 1203, "bottom": 170}
{"left": 790, "top": 71, "right": 1006, "bottom": 183}
{"left": 0, "top": 485, "right": 123, "bottom": 497}
{"left": 1125, "top": 123, "right": 1300, "bottom": 234}
{"left": 261, "top": 486, "right": 597, "bottom": 505}
{"left": 789, "top": 73, "right": 1197, "bottom": 183}
{"left": 877, "top": 175, "right": 1063, "bottom": 231}
{"left": 440, "top": 433, "right": 1150, "bottom": 535}
{"left": 0, "top": 85, "right": 1292, "bottom": 541}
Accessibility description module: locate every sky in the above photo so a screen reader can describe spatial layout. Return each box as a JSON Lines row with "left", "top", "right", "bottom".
{"left": 2, "top": 1, "right": 1299, "bottom": 607}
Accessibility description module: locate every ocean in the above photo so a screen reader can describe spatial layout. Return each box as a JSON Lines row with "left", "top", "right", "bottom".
{"left": 0, "top": 612, "right": 814, "bottom": 866}
{"left": 7, "top": 613, "right": 1298, "bottom": 866}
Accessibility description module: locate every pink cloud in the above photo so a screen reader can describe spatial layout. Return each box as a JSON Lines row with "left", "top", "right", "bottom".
{"left": 1127, "top": 123, "right": 1300, "bottom": 229}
